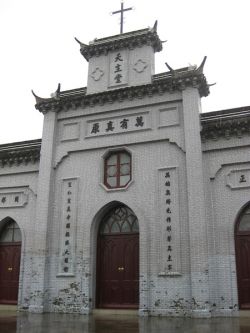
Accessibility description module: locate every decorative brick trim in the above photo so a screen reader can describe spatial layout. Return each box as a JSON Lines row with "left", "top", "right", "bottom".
{"left": 0, "top": 140, "right": 41, "bottom": 167}
{"left": 201, "top": 106, "right": 250, "bottom": 141}
{"left": 33, "top": 69, "right": 209, "bottom": 114}
{"left": 75, "top": 27, "right": 162, "bottom": 61}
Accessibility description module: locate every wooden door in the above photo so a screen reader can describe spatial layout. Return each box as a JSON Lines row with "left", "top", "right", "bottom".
{"left": 0, "top": 244, "right": 21, "bottom": 304}
{"left": 0, "top": 220, "right": 22, "bottom": 305}
{"left": 235, "top": 205, "right": 250, "bottom": 309}
{"left": 96, "top": 206, "right": 139, "bottom": 309}
{"left": 97, "top": 234, "right": 139, "bottom": 308}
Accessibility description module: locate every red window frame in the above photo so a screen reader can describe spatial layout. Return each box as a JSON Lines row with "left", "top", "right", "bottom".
{"left": 104, "top": 151, "right": 131, "bottom": 189}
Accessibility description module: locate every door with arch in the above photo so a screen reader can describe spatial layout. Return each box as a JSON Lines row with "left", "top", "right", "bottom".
{"left": 235, "top": 204, "right": 250, "bottom": 309}
{"left": 96, "top": 205, "right": 139, "bottom": 308}
{"left": 0, "top": 220, "right": 21, "bottom": 304}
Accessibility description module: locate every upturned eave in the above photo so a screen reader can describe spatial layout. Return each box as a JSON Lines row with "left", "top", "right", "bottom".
{"left": 34, "top": 68, "right": 210, "bottom": 114}
{"left": 76, "top": 26, "right": 163, "bottom": 61}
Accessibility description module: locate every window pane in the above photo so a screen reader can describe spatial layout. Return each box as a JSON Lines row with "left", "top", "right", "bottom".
{"left": 120, "top": 175, "right": 130, "bottom": 186}
{"left": 0, "top": 228, "right": 13, "bottom": 243}
{"left": 111, "top": 222, "right": 120, "bottom": 233}
{"left": 116, "top": 207, "right": 126, "bottom": 219}
{"left": 127, "top": 215, "right": 136, "bottom": 224}
{"left": 132, "top": 220, "right": 139, "bottom": 232}
{"left": 107, "top": 177, "right": 117, "bottom": 187}
{"left": 100, "top": 206, "right": 139, "bottom": 235}
{"left": 121, "top": 221, "right": 131, "bottom": 232}
{"left": 107, "top": 165, "right": 117, "bottom": 177}
{"left": 14, "top": 228, "right": 22, "bottom": 242}
{"left": 239, "top": 215, "right": 250, "bottom": 231}
{"left": 120, "top": 164, "right": 130, "bottom": 175}
{"left": 120, "top": 153, "right": 130, "bottom": 164}
{"left": 107, "top": 154, "right": 117, "bottom": 165}
{"left": 100, "top": 223, "right": 110, "bottom": 234}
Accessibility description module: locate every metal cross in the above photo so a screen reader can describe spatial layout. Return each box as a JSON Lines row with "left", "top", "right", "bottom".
{"left": 112, "top": 1, "right": 133, "bottom": 34}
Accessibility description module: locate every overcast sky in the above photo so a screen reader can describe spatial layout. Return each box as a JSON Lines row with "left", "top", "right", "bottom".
{"left": 0, "top": 0, "right": 249, "bottom": 144}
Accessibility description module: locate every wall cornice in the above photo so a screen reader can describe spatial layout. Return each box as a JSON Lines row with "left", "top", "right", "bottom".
{"left": 0, "top": 140, "right": 41, "bottom": 168}
{"left": 75, "top": 27, "right": 162, "bottom": 61}
{"left": 201, "top": 106, "right": 250, "bottom": 141}
{"left": 33, "top": 69, "right": 209, "bottom": 114}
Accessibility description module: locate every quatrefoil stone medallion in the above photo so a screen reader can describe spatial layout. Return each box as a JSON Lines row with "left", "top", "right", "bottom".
{"left": 91, "top": 67, "right": 104, "bottom": 81}
{"left": 133, "top": 59, "right": 148, "bottom": 73}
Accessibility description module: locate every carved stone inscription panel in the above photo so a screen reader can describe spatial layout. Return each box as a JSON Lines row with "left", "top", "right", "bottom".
{"left": 0, "top": 189, "right": 28, "bottom": 208}
{"left": 58, "top": 178, "right": 78, "bottom": 276}
{"left": 157, "top": 167, "right": 181, "bottom": 276}
{"left": 87, "top": 112, "right": 150, "bottom": 137}
{"left": 227, "top": 168, "right": 250, "bottom": 189}
{"left": 109, "top": 50, "right": 128, "bottom": 87}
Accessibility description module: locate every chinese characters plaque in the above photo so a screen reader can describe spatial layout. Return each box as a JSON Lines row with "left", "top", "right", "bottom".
{"left": 87, "top": 113, "right": 149, "bottom": 137}
{"left": 158, "top": 167, "right": 181, "bottom": 276}
{"left": 109, "top": 51, "right": 128, "bottom": 87}
{"left": 58, "top": 178, "right": 78, "bottom": 275}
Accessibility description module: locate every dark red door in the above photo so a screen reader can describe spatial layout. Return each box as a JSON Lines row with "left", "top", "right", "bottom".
{"left": 0, "top": 244, "right": 21, "bottom": 304}
{"left": 236, "top": 235, "right": 250, "bottom": 309}
{"left": 97, "top": 233, "right": 139, "bottom": 308}
{"left": 235, "top": 205, "right": 250, "bottom": 309}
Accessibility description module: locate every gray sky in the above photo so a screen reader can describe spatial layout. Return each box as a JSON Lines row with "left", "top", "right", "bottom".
{"left": 1, "top": 0, "right": 250, "bottom": 144}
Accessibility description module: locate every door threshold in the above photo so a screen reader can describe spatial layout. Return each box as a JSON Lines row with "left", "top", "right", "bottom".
{"left": 239, "top": 310, "right": 250, "bottom": 317}
{"left": 0, "top": 304, "right": 17, "bottom": 311}
{"left": 93, "top": 309, "right": 138, "bottom": 316}
{"left": 0, "top": 304, "right": 17, "bottom": 316}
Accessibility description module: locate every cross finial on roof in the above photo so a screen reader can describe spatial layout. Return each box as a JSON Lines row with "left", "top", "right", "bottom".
{"left": 112, "top": 1, "right": 133, "bottom": 34}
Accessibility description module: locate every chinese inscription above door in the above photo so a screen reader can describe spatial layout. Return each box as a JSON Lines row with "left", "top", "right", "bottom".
{"left": 87, "top": 112, "right": 149, "bottom": 137}
{"left": 109, "top": 51, "right": 128, "bottom": 87}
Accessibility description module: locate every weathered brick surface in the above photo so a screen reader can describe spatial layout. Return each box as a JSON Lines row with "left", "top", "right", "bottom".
{"left": 1, "top": 28, "right": 249, "bottom": 318}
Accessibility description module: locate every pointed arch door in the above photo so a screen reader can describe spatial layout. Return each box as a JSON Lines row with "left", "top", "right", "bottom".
{"left": 96, "top": 206, "right": 139, "bottom": 308}
{"left": 235, "top": 205, "right": 250, "bottom": 309}
{"left": 0, "top": 220, "right": 21, "bottom": 304}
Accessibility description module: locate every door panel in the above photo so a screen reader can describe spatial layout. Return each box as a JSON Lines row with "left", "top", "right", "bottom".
{"left": 97, "top": 234, "right": 139, "bottom": 308}
{"left": 236, "top": 236, "right": 250, "bottom": 309}
{"left": 0, "top": 244, "right": 21, "bottom": 304}
{"left": 99, "top": 238, "right": 122, "bottom": 306}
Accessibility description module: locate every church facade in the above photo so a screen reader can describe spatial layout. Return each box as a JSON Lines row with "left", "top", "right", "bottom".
{"left": 0, "top": 24, "right": 250, "bottom": 317}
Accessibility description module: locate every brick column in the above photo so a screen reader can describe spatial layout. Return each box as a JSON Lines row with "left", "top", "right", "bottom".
{"left": 182, "top": 88, "right": 210, "bottom": 317}
{"left": 29, "top": 110, "right": 57, "bottom": 312}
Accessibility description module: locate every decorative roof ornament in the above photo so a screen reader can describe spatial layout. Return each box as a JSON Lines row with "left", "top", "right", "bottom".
{"left": 165, "top": 61, "right": 175, "bottom": 75}
{"left": 32, "top": 83, "right": 61, "bottom": 104}
{"left": 151, "top": 20, "right": 158, "bottom": 33}
{"left": 74, "top": 37, "right": 88, "bottom": 51}
{"left": 196, "top": 56, "right": 207, "bottom": 74}
{"left": 33, "top": 66, "right": 210, "bottom": 114}
{"left": 165, "top": 56, "right": 208, "bottom": 78}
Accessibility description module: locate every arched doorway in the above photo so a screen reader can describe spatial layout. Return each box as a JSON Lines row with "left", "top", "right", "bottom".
{"left": 0, "top": 219, "right": 21, "bottom": 304}
{"left": 96, "top": 205, "right": 139, "bottom": 309}
{"left": 235, "top": 204, "right": 250, "bottom": 309}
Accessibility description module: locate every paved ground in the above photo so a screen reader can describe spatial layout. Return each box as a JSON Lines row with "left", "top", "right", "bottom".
{"left": 1, "top": 311, "right": 250, "bottom": 333}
